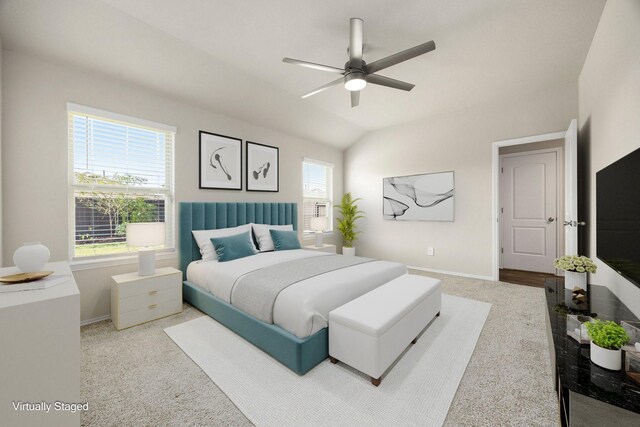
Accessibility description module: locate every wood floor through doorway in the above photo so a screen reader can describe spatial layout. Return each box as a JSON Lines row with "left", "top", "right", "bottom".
{"left": 499, "top": 268, "right": 557, "bottom": 288}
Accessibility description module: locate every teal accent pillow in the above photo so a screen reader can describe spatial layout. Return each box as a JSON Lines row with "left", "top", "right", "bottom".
{"left": 210, "top": 231, "right": 257, "bottom": 262}
{"left": 270, "top": 229, "right": 302, "bottom": 251}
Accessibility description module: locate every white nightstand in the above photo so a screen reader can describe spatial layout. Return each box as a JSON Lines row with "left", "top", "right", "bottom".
{"left": 303, "top": 244, "right": 337, "bottom": 254}
{"left": 111, "top": 267, "right": 182, "bottom": 330}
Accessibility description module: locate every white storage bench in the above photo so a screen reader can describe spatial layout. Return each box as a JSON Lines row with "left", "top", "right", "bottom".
{"left": 328, "top": 274, "right": 441, "bottom": 386}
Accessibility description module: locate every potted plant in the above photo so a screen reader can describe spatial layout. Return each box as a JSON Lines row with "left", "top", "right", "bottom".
{"left": 584, "top": 320, "right": 630, "bottom": 371}
{"left": 335, "top": 193, "right": 364, "bottom": 256}
{"left": 554, "top": 255, "right": 597, "bottom": 291}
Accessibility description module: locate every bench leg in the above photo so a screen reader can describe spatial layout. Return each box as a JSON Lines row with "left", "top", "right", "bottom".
{"left": 329, "top": 356, "right": 338, "bottom": 364}
{"left": 371, "top": 376, "right": 382, "bottom": 387}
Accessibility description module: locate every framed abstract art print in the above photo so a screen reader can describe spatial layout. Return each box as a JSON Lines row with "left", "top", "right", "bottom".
{"left": 246, "top": 141, "right": 279, "bottom": 192}
{"left": 199, "top": 131, "right": 242, "bottom": 190}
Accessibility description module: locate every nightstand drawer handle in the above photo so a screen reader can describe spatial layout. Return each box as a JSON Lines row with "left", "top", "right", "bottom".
{"left": 148, "top": 304, "right": 158, "bottom": 309}
{"left": 148, "top": 290, "right": 158, "bottom": 296}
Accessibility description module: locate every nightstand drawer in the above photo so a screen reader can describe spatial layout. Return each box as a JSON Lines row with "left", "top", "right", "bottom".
{"left": 117, "top": 272, "right": 180, "bottom": 298}
{"left": 118, "top": 285, "right": 181, "bottom": 314}
{"left": 115, "top": 298, "right": 182, "bottom": 330}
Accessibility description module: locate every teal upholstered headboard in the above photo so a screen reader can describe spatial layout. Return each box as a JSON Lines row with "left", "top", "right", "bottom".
{"left": 179, "top": 202, "right": 298, "bottom": 278}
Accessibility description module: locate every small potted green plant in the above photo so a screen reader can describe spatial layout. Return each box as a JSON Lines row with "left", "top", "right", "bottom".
{"left": 584, "top": 320, "right": 630, "bottom": 371}
{"left": 554, "top": 255, "right": 597, "bottom": 291}
{"left": 335, "top": 192, "right": 364, "bottom": 256}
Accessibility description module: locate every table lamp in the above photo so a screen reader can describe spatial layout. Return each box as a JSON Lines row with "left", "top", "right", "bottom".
{"left": 126, "top": 222, "right": 165, "bottom": 276}
{"left": 310, "top": 216, "right": 327, "bottom": 248}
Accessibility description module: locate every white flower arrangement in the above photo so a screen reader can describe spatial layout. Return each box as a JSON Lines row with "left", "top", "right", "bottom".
{"left": 554, "top": 255, "right": 597, "bottom": 274}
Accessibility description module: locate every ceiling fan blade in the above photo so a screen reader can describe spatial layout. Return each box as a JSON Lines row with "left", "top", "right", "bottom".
{"left": 283, "top": 58, "right": 345, "bottom": 74}
{"left": 367, "top": 74, "right": 415, "bottom": 91}
{"left": 349, "top": 18, "right": 364, "bottom": 61}
{"left": 301, "top": 77, "right": 344, "bottom": 98}
{"left": 351, "top": 91, "right": 360, "bottom": 108}
{"left": 365, "top": 40, "right": 435, "bottom": 74}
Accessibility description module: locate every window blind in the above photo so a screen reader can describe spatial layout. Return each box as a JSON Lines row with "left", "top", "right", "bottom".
{"left": 68, "top": 105, "right": 175, "bottom": 259}
{"left": 302, "top": 159, "right": 333, "bottom": 233}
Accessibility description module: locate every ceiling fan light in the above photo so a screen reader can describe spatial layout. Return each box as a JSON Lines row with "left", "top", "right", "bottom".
{"left": 344, "top": 73, "right": 367, "bottom": 91}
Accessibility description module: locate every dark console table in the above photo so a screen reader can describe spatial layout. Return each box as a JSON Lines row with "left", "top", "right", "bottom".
{"left": 544, "top": 277, "right": 640, "bottom": 427}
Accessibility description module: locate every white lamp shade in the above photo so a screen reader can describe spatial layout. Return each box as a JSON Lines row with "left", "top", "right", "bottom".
{"left": 310, "top": 216, "right": 327, "bottom": 232}
{"left": 126, "top": 222, "right": 166, "bottom": 247}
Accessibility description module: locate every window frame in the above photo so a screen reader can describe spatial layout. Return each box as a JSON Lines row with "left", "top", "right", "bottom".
{"left": 302, "top": 157, "right": 334, "bottom": 237}
{"left": 67, "top": 103, "right": 176, "bottom": 261}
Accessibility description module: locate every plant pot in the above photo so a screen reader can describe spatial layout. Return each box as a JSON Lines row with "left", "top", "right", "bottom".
{"left": 565, "top": 271, "right": 587, "bottom": 291}
{"left": 342, "top": 247, "right": 356, "bottom": 256}
{"left": 13, "top": 242, "right": 50, "bottom": 273}
{"left": 590, "top": 341, "right": 622, "bottom": 371}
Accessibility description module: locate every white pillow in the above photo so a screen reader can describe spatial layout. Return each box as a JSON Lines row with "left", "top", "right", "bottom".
{"left": 192, "top": 224, "right": 256, "bottom": 261}
{"left": 252, "top": 223, "right": 294, "bottom": 252}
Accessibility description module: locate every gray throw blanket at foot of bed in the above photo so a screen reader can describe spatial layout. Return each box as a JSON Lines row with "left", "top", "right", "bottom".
{"left": 230, "top": 254, "right": 374, "bottom": 323}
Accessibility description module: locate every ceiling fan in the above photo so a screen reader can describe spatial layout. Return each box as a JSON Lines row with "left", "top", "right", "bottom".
{"left": 283, "top": 18, "right": 436, "bottom": 108}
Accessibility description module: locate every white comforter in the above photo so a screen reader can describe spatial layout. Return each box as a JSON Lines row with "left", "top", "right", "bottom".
{"left": 186, "top": 250, "right": 407, "bottom": 338}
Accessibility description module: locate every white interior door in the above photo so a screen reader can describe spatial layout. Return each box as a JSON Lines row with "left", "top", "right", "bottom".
{"left": 564, "top": 119, "right": 579, "bottom": 255}
{"left": 501, "top": 152, "right": 558, "bottom": 273}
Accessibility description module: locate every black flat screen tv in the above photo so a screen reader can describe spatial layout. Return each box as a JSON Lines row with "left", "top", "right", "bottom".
{"left": 596, "top": 146, "right": 640, "bottom": 288}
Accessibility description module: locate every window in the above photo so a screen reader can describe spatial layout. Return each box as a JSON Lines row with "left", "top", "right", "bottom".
{"left": 302, "top": 158, "right": 333, "bottom": 234}
{"left": 68, "top": 104, "right": 175, "bottom": 259}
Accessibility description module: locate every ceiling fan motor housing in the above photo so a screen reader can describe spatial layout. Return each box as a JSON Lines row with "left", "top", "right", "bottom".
{"left": 346, "top": 59, "right": 365, "bottom": 71}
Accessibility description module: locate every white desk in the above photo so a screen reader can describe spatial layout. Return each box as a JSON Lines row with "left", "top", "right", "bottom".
{"left": 0, "top": 261, "right": 80, "bottom": 426}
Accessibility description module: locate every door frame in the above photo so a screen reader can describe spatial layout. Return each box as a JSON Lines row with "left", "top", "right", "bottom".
{"left": 499, "top": 147, "right": 564, "bottom": 274}
{"left": 491, "top": 131, "right": 566, "bottom": 281}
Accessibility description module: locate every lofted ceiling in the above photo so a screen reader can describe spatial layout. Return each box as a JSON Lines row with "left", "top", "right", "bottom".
{"left": 0, "top": 0, "right": 605, "bottom": 148}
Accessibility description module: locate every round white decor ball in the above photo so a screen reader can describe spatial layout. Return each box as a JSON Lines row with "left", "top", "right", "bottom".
{"left": 13, "top": 243, "right": 51, "bottom": 273}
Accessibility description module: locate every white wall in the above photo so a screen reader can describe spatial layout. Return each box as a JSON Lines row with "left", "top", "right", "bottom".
{"left": 0, "top": 38, "right": 3, "bottom": 267}
{"left": 578, "top": 0, "right": 640, "bottom": 317}
{"left": 1, "top": 50, "right": 343, "bottom": 322}
{"left": 345, "top": 81, "right": 577, "bottom": 278}
{"left": 0, "top": 36, "right": 3, "bottom": 266}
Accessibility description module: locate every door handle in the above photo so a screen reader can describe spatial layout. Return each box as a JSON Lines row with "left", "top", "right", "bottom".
{"left": 548, "top": 217, "right": 555, "bottom": 222}
{"left": 563, "top": 220, "right": 587, "bottom": 227}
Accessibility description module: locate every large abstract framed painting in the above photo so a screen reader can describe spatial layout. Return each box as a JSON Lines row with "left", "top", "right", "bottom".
{"left": 199, "top": 131, "right": 242, "bottom": 190}
{"left": 246, "top": 141, "right": 279, "bottom": 192}
{"left": 383, "top": 171, "right": 454, "bottom": 221}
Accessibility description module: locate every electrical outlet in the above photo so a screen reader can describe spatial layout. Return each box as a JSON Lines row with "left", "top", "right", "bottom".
{"left": 427, "top": 247, "right": 435, "bottom": 256}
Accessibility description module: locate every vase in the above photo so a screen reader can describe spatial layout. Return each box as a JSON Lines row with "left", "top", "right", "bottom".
{"left": 565, "top": 271, "right": 587, "bottom": 291}
{"left": 342, "top": 247, "right": 356, "bottom": 256}
{"left": 590, "top": 341, "right": 622, "bottom": 371}
{"left": 13, "top": 243, "right": 50, "bottom": 273}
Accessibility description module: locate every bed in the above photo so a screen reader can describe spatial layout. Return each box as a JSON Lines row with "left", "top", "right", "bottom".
{"left": 179, "top": 202, "right": 406, "bottom": 374}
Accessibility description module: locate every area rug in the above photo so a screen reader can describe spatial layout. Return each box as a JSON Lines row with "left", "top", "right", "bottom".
{"left": 164, "top": 294, "right": 491, "bottom": 427}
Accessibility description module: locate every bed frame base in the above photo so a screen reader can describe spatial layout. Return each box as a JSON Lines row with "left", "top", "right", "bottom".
{"left": 183, "top": 281, "right": 329, "bottom": 375}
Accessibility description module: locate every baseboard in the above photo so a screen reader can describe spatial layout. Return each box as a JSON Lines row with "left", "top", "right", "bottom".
{"left": 81, "top": 314, "right": 111, "bottom": 326}
{"left": 407, "top": 265, "right": 494, "bottom": 281}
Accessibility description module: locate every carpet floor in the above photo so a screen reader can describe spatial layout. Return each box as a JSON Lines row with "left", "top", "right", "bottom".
{"left": 80, "top": 272, "right": 559, "bottom": 427}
